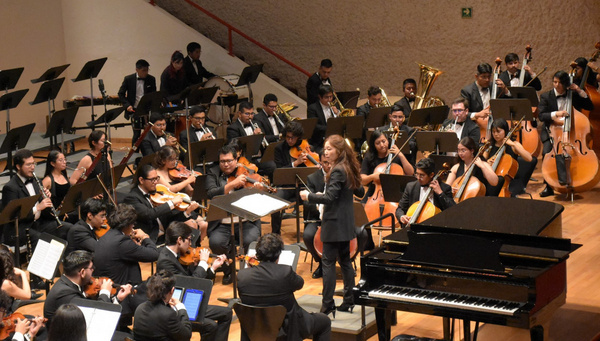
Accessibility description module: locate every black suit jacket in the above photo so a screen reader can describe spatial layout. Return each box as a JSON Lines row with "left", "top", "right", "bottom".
{"left": 304, "top": 169, "right": 325, "bottom": 221}
{"left": 395, "top": 180, "right": 455, "bottom": 223}
{"left": 44, "top": 275, "right": 110, "bottom": 326}
{"left": 274, "top": 141, "right": 307, "bottom": 169}
{"left": 179, "top": 125, "right": 216, "bottom": 147}
{"left": 306, "top": 73, "right": 331, "bottom": 106}
{"left": 538, "top": 89, "right": 594, "bottom": 147}
{"left": 140, "top": 131, "right": 164, "bottom": 156}
{"left": 156, "top": 246, "right": 214, "bottom": 279}
{"left": 440, "top": 117, "right": 481, "bottom": 143}
{"left": 117, "top": 73, "right": 157, "bottom": 119}
{"left": 356, "top": 102, "right": 372, "bottom": 118}
{"left": 307, "top": 167, "right": 364, "bottom": 242}
{"left": 393, "top": 97, "right": 413, "bottom": 117}
{"left": 306, "top": 102, "right": 333, "bottom": 148}
{"left": 499, "top": 70, "right": 542, "bottom": 91}
{"left": 460, "top": 81, "right": 507, "bottom": 114}
{"left": 93, "top": 228, "right": 159, "bottom": 285}
{"left": 66, "top": 220, "right": 98, "bottom": 255}
{"left": 134, "top": 300, "right": 192, "bottom": 341}
{"left": 226, "top": 119, "right": 251, "bottom": 142}
{"left": 1, "top": 175, "right": 44, "bottom": 244}
{"left": 123, "top": 186, "right": 181, "bottom": 241}
{"left": 183, "top": 56, "right": 216, "bottom": 86}
{"left": 253, "top": 110, "right": 283, "bottom": 143}
{"left": 238, "top": 262, "right": 313, "bottom": 340}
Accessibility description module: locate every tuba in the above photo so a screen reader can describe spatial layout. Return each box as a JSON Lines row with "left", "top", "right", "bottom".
{"left": 378, "top": 88, "right": 392, "bottom": 107}
{"left": 413, "top": 63, "right": 445, "bottom": 110}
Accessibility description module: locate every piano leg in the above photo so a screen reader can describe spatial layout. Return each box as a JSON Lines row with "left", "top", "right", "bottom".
{"left": 463, "top": 319, "right": 471, "bottom": 341}
{"left": 443, "top": 318, "right": 451, "bottom": 341}
{"left": 530, "top": 325, "right": 544, "bottom": 341}
{"left": 375, "top": 308, "right": 392, "bottom": 341}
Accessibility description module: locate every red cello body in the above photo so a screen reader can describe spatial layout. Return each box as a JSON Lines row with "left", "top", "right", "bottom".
{"left": 313, "top": 226, "right": 358, "bottom": 259}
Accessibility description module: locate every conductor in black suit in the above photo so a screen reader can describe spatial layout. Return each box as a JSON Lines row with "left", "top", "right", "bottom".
{"left": 253, "top": 93, "right": 285, "bottom": 144}
{"left": 460, "top": 63, "right": 509, "bottom": 122}
{"left": 395, "top": 158, "right": 455, "bottom": 227}
{"left": 499, "top": 52, "right": 542, "bottom": 91}
{"left": 66, "top": 198, "right": 106, "bottom": 255}
{"left": 117, "top": 59, "right": 157, "bottom": 145}
{"left": 393, "top": 78, "right": 417, "bottom": 118}
{"left": 440, "top": 97, "right": 481, "bottom": 144}
{"left": 306, "top": 59, "right": 333, "bottom": 106}
{"left": 307, "top": 84, "right": 339, "bottom": 153}
{"left": 44, "top": 250, "right": 132, "bottom": 328}
{"left": 157, "top": 222, "right": 232, "bottom": 341}
{"left": 238, "top": 233, "right": 331, "bottom": 341}
{"left": 183, "top": 42, "right": 216, "bottom": 86}
{"left": 537, "top": 70, "right": 593, "bottom": 197}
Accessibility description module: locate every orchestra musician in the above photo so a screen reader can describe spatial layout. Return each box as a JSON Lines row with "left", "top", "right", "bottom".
{"left": 237, "top": 233, "right": 331, "bottom": 341}
{"left": 393, "top": 78, "right": 417, "bottom": 118}
{"left": 306, "top": 59, "right": 333, "bottom": 106}
{"left": 300, "top": 135, "right": 365, "bottom": 317}
{"left": 395, "top": 158, "right": 455, "bottom": 227}
{"left": 459, "top": 63, "right": 508, "bottom": 123}
{"left": 499, "top": 52, "right": 542, "bottom": 90}
{"left": 441, "top": 98, "right": 481, "bottom": 145}
{"left": 307, "top": 84, "right": 338, "bottom": 153}
{"left": 482, "top": 118, "right": 535, "bottom": 197}
{"left": 160, "top": 50, "right": 187, "bottom": 104}
{"left": 0, "top": 290, "right": 45, "bottom": 341}
{"left": 380, "top": 105, "right": 418, "bottom": 165}
{"left": 66, "top": 198, "right": 106, "bottom": 255}
{"left": 574, "top": 57, "right": 600, "bottom": 89}
{"left": 140, "top": 112, "right": 179, "bottom": 157}
{"left": 156, "top": 222, "right": 232, "bottom": 341}
{"left": 179, "top": 105, "right": 216, "bottom": 147}
{"left": 205, "top": 145, "right": 262, "bottom": 285}
{"left": 253, "top": 93, "right": 285, "bottom": 144}
{"left": 356, "top": 86, "right": 382, "bottom": 118}
{"left": 538, "top": 70, "right": 594, "bottom": 197}
{"left": 117, "top": 59, "right": 157, "bottom": 145}
{"left": 183, "top": 42, "right": 216, "bottom": 86}
{"left": 445, "top": 137, "right": 500, "bottom": 196}
{"left": 154, "top": 146, "right": 196, "bottom": 196}
{"left": 0, "top": 248, "right": 36, "bottom": 301}
{"left": 69, "top": 130, "right": 113, "bottom": 185}
{"left": 123, "top": 164, "right": 205, "bottom": 242}
{"left": 42, "top": 150, "right": 73, "bottom": 221}
{"left": 44, "top": 250, "right": 132, "bottom": 328}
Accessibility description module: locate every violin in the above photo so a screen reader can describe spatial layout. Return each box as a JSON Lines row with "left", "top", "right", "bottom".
{"left": 238, "top": 156, "right": 259, "bottom": 173}
{"left": 150, "top": 184, "right": 207, "bottom": 211}
{"left": 95, "top": 219, "right": 111, "bottom": 239}
{"left": 83, "top": 277, "right": 137, "bottom": 299}
{"left": 179, "top": 247, "right": 232, "bottom": 266}
{"left": 228, "top": 164, "right": 277, "bottom": 193}
{"left": 0, "top": 313, "right": 47, "bottom": 340}
{"left": 289, "top": 140, "right": 320, "bottom": 167}
{"left": 406, "top": 164, "right": 450, "bottom": 226}
{"left": 169, "top": 161, "right": 202, "bottom": 182}
{"left": 236, "top": 254, "right": 260, "bottom": 267}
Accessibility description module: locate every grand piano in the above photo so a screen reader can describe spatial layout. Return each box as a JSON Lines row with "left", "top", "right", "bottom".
{"left": 354, "top": 197, "right": 579, "bottom": 341}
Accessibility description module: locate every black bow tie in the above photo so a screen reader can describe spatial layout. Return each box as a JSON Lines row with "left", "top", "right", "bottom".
{"left": 194, "top": 127, "right": 205, "bottom": 132}
{"left": 138, "top": 78, "right": 146, "bottom": 81}
{"left": 408, "top": 98, "right": 415, "bottom": 102}
{"left": 510, "top": 73, "right": 518, "bottom": 79}
{"left": 243, "top": 123, "right": 252, "bottom": 128}
{"left": 24, "top": 178, "right": 34, "bottom": 184}
{"left": 481, "top": 88, "right": 489, "bottom": 93}
{"left": 455, "top": 121, "right": 465, "bottom": 126}
{"left": 556, "top": 94, "right": 567, "bottom": 99}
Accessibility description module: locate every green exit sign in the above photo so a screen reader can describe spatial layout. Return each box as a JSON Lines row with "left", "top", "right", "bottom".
{"left": 462, "top": 7, "right": 472, "bottom": 18}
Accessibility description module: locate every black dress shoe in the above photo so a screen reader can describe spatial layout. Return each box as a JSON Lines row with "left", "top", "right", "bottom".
{"left": 312, "top": 264, "right": 323, "bottom": 279}
{"left": 221, "top": 274, "right": 233, "bottom": 285}
{"left": 539, "top": 185, "right": 554, "bottom": 197}
{"left": 320, "top": 305, "right": 336, "bottom": 319}
{"left": 30, "top": 291, "right": 43, "bottom": 300}
{"left": 30, "top": 279, "right": 46, "bottom": 290}
{"left": 337, "top": 302, "right": 355, "bottom": 313}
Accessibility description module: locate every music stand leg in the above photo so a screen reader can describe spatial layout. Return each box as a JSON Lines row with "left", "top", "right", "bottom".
{"left": 218, "top": 216, "right": 240, "bottom": 305}
{"left": 89, "top": 78, "right": 96, "bottom": 127}
{"left": 14, "top": 218, "right": 20, "bottom": 268}
{"left": 295, "top": 180, "right": 301, "bottom": 243}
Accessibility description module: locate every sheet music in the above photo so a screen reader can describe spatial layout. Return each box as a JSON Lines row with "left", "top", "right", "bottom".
{"left": 246, "top": 249, "right": 295, "bottom": 268}
{"left": 27, "top": 239, "right": 65, "bottom": 280}
{"left": 79, "top": 306, "right": 121, "bottom": 341}
{"left": 231, "top": 193, "right": 288, "bottom": 217}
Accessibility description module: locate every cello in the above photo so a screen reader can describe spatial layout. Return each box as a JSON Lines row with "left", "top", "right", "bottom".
{"left": 541, "top": 63, "right": 600, "bottom": 194}
{"left": 488, "top": 117, "right": 524, "bottom": 197}
{"left": 405, "top": 164, "right": 450, "bottom": 226}
{"left": 452, "top": 141, "right": 490, "bottom": 203}
{"left": 476, "top": 57, "right": 502, "bottom": 143}
{"left": 515, "top": 45, "right": 543, "bottom": 157}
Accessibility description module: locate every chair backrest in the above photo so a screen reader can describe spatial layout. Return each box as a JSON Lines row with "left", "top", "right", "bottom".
{"left": 233, "top": 302, "right": 287, "bottom": 341}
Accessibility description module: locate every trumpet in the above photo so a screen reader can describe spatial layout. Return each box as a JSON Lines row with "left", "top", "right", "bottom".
{"left": 199, "top": 125, "right": 216, "bottom": 140}
{"left": 164, "top": 130, "right": 187, "bottom": 154}
{"left": 31, "top": 172, "right": 63, "bottom": 228}
{"left": 251, "top": 119, "right": 269, "bottom": 148}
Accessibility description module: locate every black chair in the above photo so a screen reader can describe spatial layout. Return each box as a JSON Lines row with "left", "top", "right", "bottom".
{"left": 233, "top": 302, "right": 287, "bottom": 341}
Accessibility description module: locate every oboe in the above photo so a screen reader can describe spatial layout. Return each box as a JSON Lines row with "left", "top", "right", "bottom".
{"left": 32, "top": 172, "right": 63, "bottom": 228}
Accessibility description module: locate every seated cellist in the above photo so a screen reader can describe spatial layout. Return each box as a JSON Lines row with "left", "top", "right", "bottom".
{"left": 395, "top": 158, "right": 455, "bottom": 227}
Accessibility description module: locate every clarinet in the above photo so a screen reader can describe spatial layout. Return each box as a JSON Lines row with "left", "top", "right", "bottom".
{"left": 32, "top": 172, "right": 63, "bottom": 228}
{"left": 26, "top": 228, "right": 33, "bottom": 261}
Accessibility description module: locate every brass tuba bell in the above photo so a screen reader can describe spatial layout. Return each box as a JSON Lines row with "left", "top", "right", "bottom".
{"left": 413, "top": 63, "right": 445, "bottom": 110}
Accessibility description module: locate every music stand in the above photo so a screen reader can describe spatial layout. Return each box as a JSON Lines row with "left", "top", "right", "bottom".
{"left": 429, "top": 154, "right": 458, "bottom": 176}
{"left": 380, "top": 174, "right": 415, "bottom": 203}
{"left": 325, "top": 116, "right": 364, "bottom": 141}
{"left": 296, "top": 118, "right": 318, "bottom": 140}
{"left": 415, "top": 131, "right": 459, "bottom": 155}
{"left": 489, "top": 98, "right": 534, "bottom": 122}
{"left": 336, "top": 90, "right": 361, "bottom": 109}
{"left": 71, "top": 57, "right": 108, "bottom": 125}
{"left": 59, "top": 178, "right": 103, "bottom": 219}
{"left": 187, "top": 86, "right": 219, "bottom": 106}
{"left": 0, "top": 123, "right": 35, "bottom": 177}
{"left": 29, "top": 77, "right": 66, "bottom": 148}
{"left": 507, "top": 87, "right": 539, "bottom": 107}
{"left": 44, "top": 106, "right": 78, "bottom": 151}
{"left": 30, "top": 64, "right": 70, "bottom": 84}
{"left": 206, "top": 187, "right": 290, "bottom": 301}
{"left": 365, "top": 106, "right": 391, "bottom": 129}
{"left": 236, "top": 134, "right": 264, "bottom": 159}
{"left": 0, "top": 67, "right": 24, "bottom": 91}
{"left": 186, "top": 138, "right": 225, "bottom": 173}
{"left": 261, "top": 141, "right": 281, "bottom": 163}
{"left": 247, "top": 241, "right": 301, "bottom": 271}
{"left": 87, "top": 106, "right": 125, "bottom": 143}
{"left": 191, "top": 175, "right": 208, "bottom": 203}
{"left": 72, "top": 298, "right": 123, "bottom": 341}
{"left": 98, "top": 163, "right": 128, "bottom": 203}
{"left": 384, "top": 130, "right": 412, "bottom": 154}
{"left": 235, "top": 64, "right": 264, "bottom": 87}
{"left": 0, "top": 194, "right": 41, "bottom": 267}
{"left": 174, "top": 275, "right": 214, "bottom": 323}
{"left": 27, "top": 232, "right": 67, "bottom": 281}
{"left": 0, "top": 87, "right": 28, "bottom": 134}
{"left": 135, "top": 91, "right": 163, "bottom": 118}
{"left": 408, "top": 105, "right": 449, "bottom": 128}
{"left": 272, "top": 166, "right": 319, "bottom": 243}
{"left": 136, "top": 152, "right": 157, "bottom": 174}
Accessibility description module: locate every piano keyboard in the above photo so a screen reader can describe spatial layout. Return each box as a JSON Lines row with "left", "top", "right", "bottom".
{"left": 368, "top": 285, "right": 524, "bottom": 316}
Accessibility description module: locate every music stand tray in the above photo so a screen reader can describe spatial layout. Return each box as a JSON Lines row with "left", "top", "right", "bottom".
{"left": 380, "top": 174, "right": 415, "bottom": 202}
{"left": 296, "top": 118, "right": 318, "bottom": 140}
{"left": 429, "top": 154, "right": 459, "bottom": 175}
{"left": 191, "top": 175, "right": 208, "bottom": 203}
{"left": 261, "top": 141, "right": 281, "bottom": 163}
{"left": 187, "top": 138, "right": 225, "bottom": 169}
{"left": 31, "top": 64, "right": 70, "bottom": 84}
{"left": 236, "top": 64, "right": 264, "bottom": 87}
{"left": 71, "top": 58, "right": 108, "bottom": 82}
{"left": 187, "top": 86, "right": 219, "bottom": 106}
{"left": 87, "top": 106, "right": 125, "bottom": 128}
{"left": 489, "top": 98, "right": 534, "bottom": 122}
{"left": 336, "top": 91, "right": 361, "bottom": 109}
{"left": 0, "top": 89, "right": 29, "bottom": 111}
{"left": 0, "top": 68, "right": 25, "bottom": 90}
{"left": 0, "top": 123, "right": 36, "bottom": 175}
{"left": 134, "top": 91, "right": 163, "bottom": 118}
{"left": 507, "top": 87, "right": 539, "bottom": 107}
{"left": 29, "top": 78, "right": 65, "bottom": 105}
{"left": 0, "top": 194, "right": 42, "bottom": 267}
{"left": 273, "top": 167, "right": 319, "bottom": 187}
{"left": 408, "top": 105, "right": 449, "bottom": 128}
{"left": 365, "top": 107, "right": 390, "bottom": 129}
{"left": 325, "top": 116, "right": 365, "bottom": 140}
{"left": 236, "top": 135, "right": 264, "bottom": 158}
{"left": 59, "top": 178, "right": 103, "bottom": 217}
{"left": 415, "top": 131, "right": 459, "bottom": 154}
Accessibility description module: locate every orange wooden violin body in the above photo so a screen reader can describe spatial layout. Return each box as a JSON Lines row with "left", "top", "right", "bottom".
{"left": 0, "top": 312, "right": 26, "bottom": 340}
{"left": 238, "top": 156, "right": 259, "bottom": 173}
{"left": 169, "top": 162, "right": 201, "bottom": 182}
{"left": 290, "top": 140, "right": 320, "bottom": 167}
{"left": 179, "top": 247, "right": 232, "bottom": 266}
{"left": 95, "top": 219, "right": 111, "bottom": 239}
{"left": 84, "top": 277, "right": 137, "bottom": 299}
{"left": 236, "top": 255, "right": 260, "bottom": 267}
{"left": 229, "top": 164, "right": 276, "bottom": 193}
{"left": 150, "top": 184, "right": 193, "bottom": 211}
{"left": 313, "top": 226, "right": 358, "bottom": 260}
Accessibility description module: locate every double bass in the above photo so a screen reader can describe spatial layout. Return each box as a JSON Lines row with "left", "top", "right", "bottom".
{"left": 541, "top": 63, "right": 600, "bottom": 194}
{"left": 578, "top": 42, "right": 600, "bottom": 155}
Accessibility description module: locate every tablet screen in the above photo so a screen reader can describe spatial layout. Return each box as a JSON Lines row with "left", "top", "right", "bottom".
{"left": 172, "top": 287, "right": 184, "bottom": 301}
{"left": 182, "top": 289, "right": 204, "bottom": 321}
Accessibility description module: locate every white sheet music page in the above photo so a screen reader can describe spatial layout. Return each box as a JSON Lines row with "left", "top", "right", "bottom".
{"left": 79, "top": 306, "right": 121, "bottom": 341}
{"left": 231, "top": 193, "right": 288, "bottom": 217}
{"left": 27, "top": 239, "right": 64, "bottom": 280}
{"left": 278, "top": 250, "right": 295, "bottom": 266}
